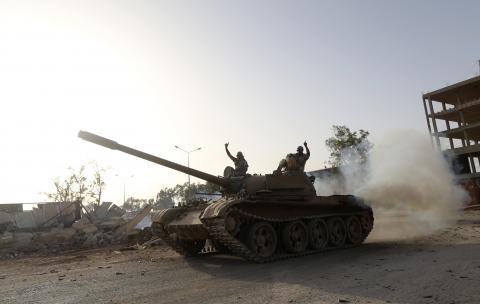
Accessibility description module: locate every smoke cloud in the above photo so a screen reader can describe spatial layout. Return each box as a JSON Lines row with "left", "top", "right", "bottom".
{"left": 314, "top": 130, "right": 467, "bottom": 241}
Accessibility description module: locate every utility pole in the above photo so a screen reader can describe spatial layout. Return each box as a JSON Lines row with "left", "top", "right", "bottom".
{"left": 174, "top": 145, "right": 201, "bottom": 196}
{"left": 115, "top": 174, "right": 134, "bottom": 205}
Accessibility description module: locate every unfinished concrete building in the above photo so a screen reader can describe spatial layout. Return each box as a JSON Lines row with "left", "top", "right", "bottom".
{"left": 422, "top": 75, "right": 480, "bottom": 179}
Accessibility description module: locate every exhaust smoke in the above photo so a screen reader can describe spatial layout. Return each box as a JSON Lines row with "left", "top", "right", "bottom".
{"left": 314, "top": 130, "right": 467, "bottom": 241}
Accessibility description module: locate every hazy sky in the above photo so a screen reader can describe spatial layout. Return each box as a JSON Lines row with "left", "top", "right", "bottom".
{"left": 1, "top": 0, "right": 479, "bottom": 204}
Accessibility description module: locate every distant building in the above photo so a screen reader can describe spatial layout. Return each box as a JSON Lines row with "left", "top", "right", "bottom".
{"left": 0, "top": 204, "right": 23, "bottom": 214}
{"left": 422, "top": 75, "right": 480, "bottom": 179}
{"left": 423, "top": 75, "right": 480, "bottom": 205}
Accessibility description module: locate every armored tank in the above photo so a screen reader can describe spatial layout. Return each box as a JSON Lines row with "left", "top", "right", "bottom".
{"left": 78, "top": 131, "right": 374, "bottom": 262}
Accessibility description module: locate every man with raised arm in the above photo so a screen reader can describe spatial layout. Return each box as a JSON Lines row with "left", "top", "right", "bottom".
{"left": 225, "top": 142, "right": 249, "bottom": 176}
{"left": 275, "top": 141, "right": 310, "bottom": 174}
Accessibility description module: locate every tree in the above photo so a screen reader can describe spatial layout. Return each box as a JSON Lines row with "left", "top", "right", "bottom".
{"left": 154, "top": 187, "right": 176, "bottom": 210}
{"left": 198, "top": 181, "right": 222, "bottom": 194}
{"left": 45, "top": 162, "right": 108, "bottom": 208}
{"left": 325, "top": 125, "right": 372, "bottom": 167}
{"left": 173, "top": 182, "right": 222, "bottom": 203}
{"left": 151, "top": 181, "right": 222, "bottom": 210}
{"left": 87, "top": 161, "right": 106, "bottom": 209}
{"left": 45, "top": 166, "right": 89, "bottom": 203}
{"left": 122, "top": 197, "right": 152, "bottom": 212}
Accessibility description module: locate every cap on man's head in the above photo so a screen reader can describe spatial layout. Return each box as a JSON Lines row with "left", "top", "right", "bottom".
{"left": 237, "top": 151, "right": 244, "bottom": 158}
{"left": 297, "top": 146, "right": 304, "bottom": 153}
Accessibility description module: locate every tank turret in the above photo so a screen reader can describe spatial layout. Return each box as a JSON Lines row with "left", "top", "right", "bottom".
{"left": 78, "top": 131, "right": 316, "bottom": 199}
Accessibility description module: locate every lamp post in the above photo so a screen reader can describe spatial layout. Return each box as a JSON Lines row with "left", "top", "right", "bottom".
{"left": 115, "top": 174, "right": 134, "bottom": 205}
{"left": 174, "top": 145, "right": 201, "bottom": 189}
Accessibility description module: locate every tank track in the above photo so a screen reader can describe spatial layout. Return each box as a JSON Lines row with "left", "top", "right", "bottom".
{"left": 151, "top": 222, "right": 190, "bottom": 256}
{"left": 201, "top": 207, "right": 374, "bottom": 263}
{"left": 151, "top": 222, "right": 218, "bottom": 256}
{"left": 153, "top": 207, "right": 373, "bottom": 262}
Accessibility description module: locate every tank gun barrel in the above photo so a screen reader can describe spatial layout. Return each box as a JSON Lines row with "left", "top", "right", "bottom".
{"left": 78, "top": 130, "right": 230, "bottom": 188}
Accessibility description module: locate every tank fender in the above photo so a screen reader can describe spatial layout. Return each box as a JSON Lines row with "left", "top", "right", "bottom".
{"left": 200, "top": 199, "right": 243, "bottom": 219}
{"left": 151, "top": 208, "right": 184, "bottom": 225}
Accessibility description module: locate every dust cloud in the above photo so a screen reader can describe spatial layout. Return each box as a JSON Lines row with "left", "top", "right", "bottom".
{"left": 314, "top": 130, "right": 467, "bottom": 241}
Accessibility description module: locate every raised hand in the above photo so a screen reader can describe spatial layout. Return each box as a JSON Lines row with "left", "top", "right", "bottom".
{"left": 225, "top": 142, "right": 229, "bottom": 147}
{"left": 304, "top": 141, "right": 308, "bottom": 147}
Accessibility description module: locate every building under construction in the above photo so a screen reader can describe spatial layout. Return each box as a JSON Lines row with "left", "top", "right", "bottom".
{"left": 422, "top": 75, "right": 480, "bottom": 180}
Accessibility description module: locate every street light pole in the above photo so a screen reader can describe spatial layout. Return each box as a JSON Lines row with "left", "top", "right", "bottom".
{"left": 115, "top": 174, "right": 134, "bottom": 205}
{"left": 174, "top": 145, "right": 201, "bottom": 190}
{"left": 187, "top": 152, "right": 190, "bottom": 186}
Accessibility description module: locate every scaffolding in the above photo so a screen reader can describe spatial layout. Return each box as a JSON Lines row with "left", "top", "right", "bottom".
{"left": 422, "top": 75, "right": 480, "bottom": 179}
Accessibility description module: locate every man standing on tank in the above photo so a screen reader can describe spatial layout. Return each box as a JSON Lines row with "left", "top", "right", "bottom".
{"left": 276, "top": 141, "right": 310, "bottom": 173}
{"left": 295, "top": 141, "right": 310, "bottom": 172}
{"left": 225, "top": 142, "right": 249, "bottom": 176}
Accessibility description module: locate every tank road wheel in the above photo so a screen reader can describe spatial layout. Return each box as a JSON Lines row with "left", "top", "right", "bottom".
{"left": 308, "top": 219, "right": 328, "bottom": 250}
{"left": 281, "top": 221, "right": 309, "bottom": 253}
{"left": 346, "top": 216, "right": 363, "bottom": 245}
{"left": 176, "top": 239, "right": 206, "bottom": 256}
{"left": 247, "top": 222, "right": 278, "bottom": 258}
{"left": 327, "top": 217, "right": 346, "bottom": 247}
{"left": 225, "top": 212, "right": 241, "bottom": 236}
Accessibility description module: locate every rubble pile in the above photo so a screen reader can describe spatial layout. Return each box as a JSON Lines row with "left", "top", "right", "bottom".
{"left": 0, "top": 202, "right": 152, "bottom": 258}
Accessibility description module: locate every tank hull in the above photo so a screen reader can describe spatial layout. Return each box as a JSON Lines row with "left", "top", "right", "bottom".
{"left": 152, "top": 195, "right": 374, "bottom": 262}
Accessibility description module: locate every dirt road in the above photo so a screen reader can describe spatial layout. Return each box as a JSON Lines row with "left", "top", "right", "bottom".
{"left": 1, "top": 211, "right": 480, "bottom": 304}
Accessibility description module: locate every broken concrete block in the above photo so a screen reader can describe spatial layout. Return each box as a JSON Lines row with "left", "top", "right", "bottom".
{"left": 0, "top": 232, "right": 15, "bottom": 247}
{"left": 106, "top": 204, "right": 125, "bottom": 218}
{"left": 102, "top": 233, "right": 113, "bottom": 241}
{"left": 93, "top": 202, "right": 112, "bottom": 220}
{"left": 114, "top": 205, "right": 152, "bottom": 240}
{"left": 0, "top": 211, "right": 13, "bottom": 225}
{"left": 14, "top": 211, "right": 37, "bottom": 229}
{"left": 0, "top": 232, "right": 34, "bottom": 251}
{"left": 124, "top": 205, "right": 152, "bottom": 232}
{"left": 32, "top": 227, "right": 76, "bottom": 245}
{"left": 11, "top": 232, "right": 34, "bottom": 250}
{"left": 53, "top": 228, "right": 76, "bottom": 243}
{"left": 81, "top": 225, "right": 98, "bottom": 234}
{"left": 0, "top": 212, "right": 14, "bottom": 233}
{"left": 97, "top": 218, "right": 126, "bottom": 230}
{"left": 32, "top": 231, "right": 57, "bottom": 244}
{"left": 83, "top": 234, "right": 98, "bottom": 247}
{"left": 60, "top": 213, "right": 76, "bottom": 227}
{"left": 72, "top": 217, "right": 91, "bottom": 231}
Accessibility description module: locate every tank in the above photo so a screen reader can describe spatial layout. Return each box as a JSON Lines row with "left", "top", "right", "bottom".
{"left": 78, "top": 131, "right": 374, "bottom": 262}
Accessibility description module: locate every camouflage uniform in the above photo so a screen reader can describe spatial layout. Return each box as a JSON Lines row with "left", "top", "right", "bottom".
{"left": 232, "top": 157, "right": 249, "bottom": 176}
{"left": 276, "top": 144, "right": 310, "bottom": 174}
{"left": 225, "top": 144, "right": 249, "bottom": 176}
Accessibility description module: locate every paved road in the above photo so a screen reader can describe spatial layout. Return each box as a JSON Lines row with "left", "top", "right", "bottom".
{"left": 1, "top": 212, "right": 480, "bottom": 304}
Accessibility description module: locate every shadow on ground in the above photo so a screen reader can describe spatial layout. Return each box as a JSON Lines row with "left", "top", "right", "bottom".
{"left": 182, "top": 240, "right": 480, "bottom": 304}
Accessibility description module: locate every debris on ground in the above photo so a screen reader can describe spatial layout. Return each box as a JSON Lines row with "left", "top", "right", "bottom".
{"left": 0, "top": 202, "right": 156, "bottom": 258}
{"left": 118, "top": 237, "right": 163, "bottom": 251}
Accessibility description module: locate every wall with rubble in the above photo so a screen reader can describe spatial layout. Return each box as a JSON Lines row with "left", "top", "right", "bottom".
{"left": 0, "top": 202, "right": 151, "bottom": 258}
